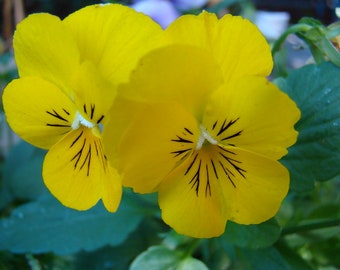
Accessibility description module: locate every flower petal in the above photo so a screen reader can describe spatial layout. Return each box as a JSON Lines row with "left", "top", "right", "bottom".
{"left": 72, "top": 61, "right": 116, "bottom": 125}
{"left": 163, "top": 12, "right": 273, "bottom": 80}
{"left": 43, "top": 126, "right": 122, "bottom": 212}
{"left": 216, "top": 146, "right": 290, "bottom": 225}
{"left": 13, "top": 13, "right": 80, "bottom": 93}
{"left": 3, "top": 77, "right": 76, "bottom": 149}
{"left": 158, "top": 149, "right": 227, "bottom": 238}
{"left": 106, "top": 101, "right": 199, "bottom": 193}
{"left": 158, "top": 144, "right": 290, "bottom": 237}
{"left": 203, "top": 76, "right": 300, "bottom": 160}
{"left": 118, "top": 45, "right": 223, "bottom": 119}
{"left": 63, "top": 4, "right": 162, "bottom": 86}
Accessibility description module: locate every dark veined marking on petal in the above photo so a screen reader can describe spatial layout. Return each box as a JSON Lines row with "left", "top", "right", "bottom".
{"left": 71, "top": 137, "right": 87, "bottom": 170}
{"left": 205, "top": 164, "right": 212, "bottom": 197}
{"left": 70, "top": 130, "right": 83, "bottom": 148}
{"left": 97, "top": 115, "right": 104, "bottom": 124}
{"left": 212, "top": 120, "right": 217, "bottom": 130}
{"left": 46, "top": 108, "right": 71, "bottom": 127}
{"left": 216, "top": 118, "right": 240, "bottom": 136}
{"left": 83, "top": 104, "right": 87, "bottom": 114}
{"left": 63, "top": 108, "right": 70, "bottom": 115}
{"left": 219, "top": 152, "right": 246, "bottom": 179}
{"left": 94, "top": 139, "right": 107, "bottom": 173}
{"left": 171, "top": 135, "right": 193, "bottom": 144}
{"left": 90, "top": 104, "right": 95, "bottom": 120}
{"left": 222, "top": 130, "right": 243, "bottom": 141}
{"left": 80, "top": 144, "right": 91, "bottom": 176}
{"left": 184, "top": 128, "right": 193, "bottom": 135}
{"left": 219, "top": 160, "right": 236, "bottom": 188}
{"left": 189, "top": 159, "right": 202, "bottom": 196}
{"left": 185, "top": 153, "right": 198, "bottom": 175}
{"left": 210, "top": 159, "right": 218, "bottom": 179}
{"left": 171, "top": 148, "right": 192, "bottom": 158}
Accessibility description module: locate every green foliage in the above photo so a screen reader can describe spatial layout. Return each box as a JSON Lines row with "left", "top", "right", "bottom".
{"left": 276, "top": 62, "right": 340, "bottom": 191}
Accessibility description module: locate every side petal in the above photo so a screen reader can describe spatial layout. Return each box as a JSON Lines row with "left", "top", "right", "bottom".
{"left": 3, "top": 77, "right": 76, "bottom": 149}
{"left": 203, "top": 76, "right": 300, "bottom": 160}
{"left": 163, "top": 12, "right": 273, "bottom": 80}
{"left": 13, "top": 13, "right": 80, "bottom": 93}
{"left": 105, "top": 101, "right": 199, "bottom": 193}
{"left": 63, "top": 4, "right": 162, "bottom": 86}
{"left": 43, "top": 126, "right": 122, "bottom": 212}
{"left": 118, "top": 45, "right": 223, "bottom": 119}
{"left": 216, "top": 146, "right": 290, "bottom": 225}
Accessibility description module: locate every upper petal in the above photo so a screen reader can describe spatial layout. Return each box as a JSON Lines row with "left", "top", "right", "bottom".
{"left": 163, "top": 12, "right": 273, "bottom": 81}
{"left": 13, "top": 13, "right": 80, "bottom": 94}
{"left": 63, "top": 4, "right": 162, "bottom": 86}
{"left": 203, "top": 76, "right": 300, "bottom": 160}
{"left": 118, "top": 44, "right": 223, "bottom": 119}
{"left": 43, "top": 126, "right": 122, "bottom": 212}
{"left": 71, "top": 61, "right": 116, "bottom": 125}
{"left": 3, "top": 77, "right": 76, "bottom": 149}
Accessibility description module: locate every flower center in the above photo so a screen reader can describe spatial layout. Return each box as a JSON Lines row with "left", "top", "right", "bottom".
{"left": 196, "top": 125, "right": 218, "bottom": 150}
{"left": 71, "top": 111, "right": 95, "bottom": 130}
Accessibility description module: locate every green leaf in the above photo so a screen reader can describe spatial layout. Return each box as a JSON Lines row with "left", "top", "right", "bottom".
{"left": 0, "top": 193, "right": 143, "bottom": 255}
{"left": 130, "top": 246, "right": 208, "bottom": 270}
{"left": 222, "top": 219, "right": 281, "bottom": 249}
{"left": 276, "top": 62, "right": 340, "bottom": 192}
{"left": 1, "top": 141, "right": 47, "bottom": 200}
{"left": 235, "top": 247, "right": 291, "bottom": 270}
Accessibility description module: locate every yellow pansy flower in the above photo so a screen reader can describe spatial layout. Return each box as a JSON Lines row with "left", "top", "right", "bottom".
{"left": 103, "top": 13, "right": 300, "bottom": 237}
{"left": 2, "top": 4, "right": 162, "bottom": 212}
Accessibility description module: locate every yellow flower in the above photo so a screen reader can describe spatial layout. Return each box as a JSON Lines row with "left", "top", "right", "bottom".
{"left": 103, "top": 13, "right": 300, "bottom": 237}
{"left": 2, "top": 4, "right": 161, "bottom": 212}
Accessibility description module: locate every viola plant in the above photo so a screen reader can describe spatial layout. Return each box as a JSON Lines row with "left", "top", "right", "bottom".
{"left": 104, "top": 12, "right": 301, "bottom": 238}
{"left": 2, "top": 4, "right": 161, "bottom": 212}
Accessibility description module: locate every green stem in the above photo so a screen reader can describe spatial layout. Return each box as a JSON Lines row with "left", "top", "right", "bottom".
{"left": 271, "top": 24, "right": 313, "bottom": 57}
{"left": 182, "top": 238, "right": 202, "bottom": 258}
{"left": 281, "top": 218, "right": 340, "bottom": 236}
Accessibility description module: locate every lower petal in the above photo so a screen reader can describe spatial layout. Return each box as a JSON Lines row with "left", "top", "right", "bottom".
{"left": 158, "top": 150, "right": 227, "bottom": 238}
{"left": 43, "top": 126, "right": 122, "bottom": 212}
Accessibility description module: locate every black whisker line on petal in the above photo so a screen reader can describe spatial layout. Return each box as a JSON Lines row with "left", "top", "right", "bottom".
{"left": 80, "top": 144, "right": 91, "bottom": 176}
{"left": 46, "top": 109, "right": 68, "bottom": 122}
{"left": 211, "top": 159, "right": 218, "bottom": 179}
{"left": 220, "top": 153, "right": 246, "bottom": 178}
{"left": 97, "top": 115, "right": 104, "bottom": 124}
{"left": 205, "top": 164, "right": 211, "bottom": 197}
{"left": 71, "top": 138, "right": 86, "bottom": 169}
{"left": 90, "top": 104, "right": 95, "bottom": 120}
{"left": 189, "top": 159, "right": 201, "bottom": 196}
{"left": 171, "top": 135, "right": 193, "bottom": 144}
{"left": 212, "top": 120, "right": 217, "bottom": 130}
{"left": 46, "top": 123, "right": 70, "bottom": 127}
{"left": 217, "top": 118, "right": 240, "bottom": 136}
{"left": 70, "top": 130, "right": 83, "bottom": 148}
{"left": 184, "top": 128, "right": 193, "bottom": 135}
{"left": 219, "top": 160, "right": 236, "bottom": 188}
{"left": 218, "top": 146, "right": 236, "bottom": 155}
{"left": 170, "top": 148, "right": 192, "bottom": 157}
{"left": 185, "top": 153, "right": 198, "bottom": 175}
{"left": 83, "top": 104, "right": 87, "bottom": 114}
{"left": 222, "top": 130, "right": 243, "bottom": 141}
{"left": 63, "top": 108, "right": 70, "bottom": 115}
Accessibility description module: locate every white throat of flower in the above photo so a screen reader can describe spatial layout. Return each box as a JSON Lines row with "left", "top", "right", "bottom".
{"left": 196, "top": 125, "right": 218, "bottom": 150}
{"left": 71, "top": 111, "right": 95, "bottom": 130}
